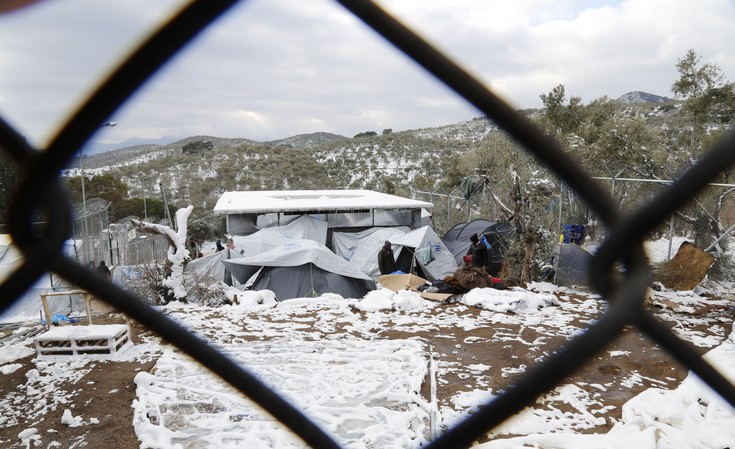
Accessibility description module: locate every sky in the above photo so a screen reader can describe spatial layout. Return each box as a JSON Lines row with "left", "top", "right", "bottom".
{"left": 0, "top": 0, "right": 734, "bottom": 152}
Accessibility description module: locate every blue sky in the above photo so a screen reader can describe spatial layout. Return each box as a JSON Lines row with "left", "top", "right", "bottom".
{"left": 0, "top": 0, "right": 733, "bottom": 152}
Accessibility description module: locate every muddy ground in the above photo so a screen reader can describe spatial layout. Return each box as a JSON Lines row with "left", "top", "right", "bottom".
{"left": 1, "top": 289, "right": 733, "bottom": 448}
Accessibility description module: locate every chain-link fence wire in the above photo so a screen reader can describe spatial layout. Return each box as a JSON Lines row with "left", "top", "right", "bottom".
{"left": 70, "top": 198, "right": 111, "bottom": 269}
{"left": 3, "top": 1, "right": 735, "bottom": 448}
{"left": 594, "top": 178, "right": 735, "bottom": 277}
{"left": 413, "top": 188, "right": 483, "bottom": 235}
{"left": 421, "top": 175, "right": 735, "bottom": 284}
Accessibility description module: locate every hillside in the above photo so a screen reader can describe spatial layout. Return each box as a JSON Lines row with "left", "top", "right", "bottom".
{"left": 65, "top": 92, "right": 694, "bottom": 229}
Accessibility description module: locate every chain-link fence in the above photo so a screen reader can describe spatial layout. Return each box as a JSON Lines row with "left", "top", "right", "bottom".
{"left": 69, "top": 198, "right": 111, "bottom": 269}
{"left": 70, "top": 203, "right": 169, "bottom": 268}
{"left": 417, "top": 175, "right": 735, "bottom": 282}
{"left": 3, "top": 2, "right": 735, "bottom": 449}
{"left": 596, "top": 177, "right": 735, "bottom": 271}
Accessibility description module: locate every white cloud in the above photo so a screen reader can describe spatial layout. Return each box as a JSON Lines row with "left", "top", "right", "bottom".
{"left": 0, "top": 0, "right": 733, "bottom": 149}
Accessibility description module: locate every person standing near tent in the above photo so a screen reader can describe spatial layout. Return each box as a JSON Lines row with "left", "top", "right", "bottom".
{"left": 466, "top": 233, "right": 487, "bottom": 269}
{"left": 378, "top": 241, "right": 397, "bottom": 274}
{"left": 96, "top": 260, "right": 111, "bottom": 278}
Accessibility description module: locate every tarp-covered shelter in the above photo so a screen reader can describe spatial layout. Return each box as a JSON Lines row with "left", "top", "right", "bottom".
{"left": 183, "top": 215, "right": 329, "bottom": 290}
{"left": 0, "top": 235, "right": 77, "bottom": 320}
{"left": 222, "top": 239, "right": 376, "bottom": 301}
{"left": 183, "top": 249, "right": 234, "bottom": 285}
{"left": 213, "top": 189, "right": 433, "bottom": 236}
{"left": 442, "top": 219, "right": 514, "bottom": 275}
{"left": 554, "top": 243, "right": 592, "bottom": 285}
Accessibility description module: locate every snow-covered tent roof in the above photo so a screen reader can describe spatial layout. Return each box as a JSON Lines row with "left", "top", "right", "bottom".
{"left": 214, "top": 189, "right": 433, "bottom": 215}
{"left": 222, "top": 239, "right": 376, "bottom": 300}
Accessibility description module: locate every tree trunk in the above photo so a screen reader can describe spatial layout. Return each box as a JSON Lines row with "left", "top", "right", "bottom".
{"left": 131, "top": 205, "right": 194, "bottom": 303}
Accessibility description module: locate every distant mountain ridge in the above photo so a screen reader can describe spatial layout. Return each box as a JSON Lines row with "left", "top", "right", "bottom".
{"left": 265, "top": 132, "right": 348, "bottom": 148}
{"left": 617, "top": 91, "right": 673, "bottom": 104}
{"left": 89, "top": 91, "right": 669, "bottom": 156}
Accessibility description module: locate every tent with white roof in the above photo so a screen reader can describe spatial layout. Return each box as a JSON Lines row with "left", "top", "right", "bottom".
{"left": 214, "top": 189, "right": 433, "bottom": 235}
{"left": 222, "top": 239, "right": 376, "bottom": 301}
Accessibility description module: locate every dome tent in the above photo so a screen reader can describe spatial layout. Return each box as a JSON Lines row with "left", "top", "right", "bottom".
{"left": 442, "top": 219, "right": 514, "bottom": 275}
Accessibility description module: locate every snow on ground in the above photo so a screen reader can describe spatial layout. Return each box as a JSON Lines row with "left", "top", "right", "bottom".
{"left": 476, "top": 326, "right": 735, "bottom": 449}
{"left": 134, "top": 340, "right": 430, "bottom": 449}
{"left": 1, "top": 284, "right": 735, "bottom": 448}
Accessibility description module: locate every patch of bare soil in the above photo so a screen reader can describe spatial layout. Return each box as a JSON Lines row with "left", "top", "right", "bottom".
{"left": 0, "top": 316, "right": 157, "bottom": 449}
{"left": 1, "top": 291, "right": 733, "bottom": 448}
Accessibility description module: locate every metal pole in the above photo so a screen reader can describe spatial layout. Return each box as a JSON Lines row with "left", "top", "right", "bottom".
{"left": 159, "top": 182, "right": 173, "bottom": 230}
{"left": 79, "top": 152, "right": 89, "bottom": 266}
{"left": 108, "top": 230, "right": 114, "bottom": 265}
{"left": 558, "top": 183, "right": 564, "bottom": 238}
{"left": 79, "top": 153, "right": 86, "bottom": 210}
{"left": 446, "top": 192, "right": 450, "bottom": 227}
{"left": 667, "top": 218, "right": 675, "bottom": 261}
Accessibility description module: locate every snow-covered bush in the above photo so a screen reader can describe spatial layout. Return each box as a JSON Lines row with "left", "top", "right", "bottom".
{"left": 185, "top": 275, "right": 231, "bottom": 307}
{"left": 124, "top": 263, "right": 171, "bottom": 305}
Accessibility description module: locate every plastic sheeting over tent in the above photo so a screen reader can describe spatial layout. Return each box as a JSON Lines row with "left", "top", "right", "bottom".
{"left": 0, "top": 235, "right": 77, "bottom": 321}
{"left": 183, "top": 214, "right": 328, "bottom": 288}
{"left": 183, "top": 249, "right": 235, "bottom": 286}
{"left": 230, "top": 214, "right": 328, "bottom": 258}
{"left": 222, "top": 239, "right": 376, "bottom": 301}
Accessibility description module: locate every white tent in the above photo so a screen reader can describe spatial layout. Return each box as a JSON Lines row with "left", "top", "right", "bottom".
{"left": 332, "top": 226, "right": 410, "bottom": 279}
{"left": 390, "top": 226, "right": 458, "bottom": 282}
{"left": 0, "top": 235, "right": 78, "bottom": 322}
{"left": 334, "top": 226, "right": 457, "bottom": 282}
{"left": 222, "top": 239, "right": 376, "bottom": 301}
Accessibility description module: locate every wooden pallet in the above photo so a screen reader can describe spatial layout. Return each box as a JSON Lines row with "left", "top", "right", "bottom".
{"left": 34, "top": 324, "right": 132, "bottom": 357}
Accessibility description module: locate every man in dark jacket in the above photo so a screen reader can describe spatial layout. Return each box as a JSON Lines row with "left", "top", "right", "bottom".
{"left": 96, "top": 260, "right": 111, "bottom": 278}
{"left": 466, "top": 234, "right": 487, "bottom": 269}
{"left": 378, "top": 241, "right": 397, "bottom": 274}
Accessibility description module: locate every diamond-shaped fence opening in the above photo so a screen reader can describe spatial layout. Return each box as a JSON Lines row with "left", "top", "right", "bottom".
{"left": 2, "top": 2, "right": 735, "bottom": 448}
